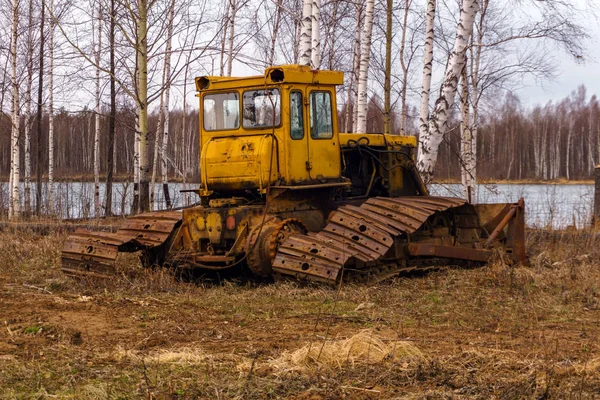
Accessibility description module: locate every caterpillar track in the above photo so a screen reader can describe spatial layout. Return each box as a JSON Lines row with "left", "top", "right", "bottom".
{"left": 61, "top": 196, "right": 525, "bottom": 284}
{"left": 61, "top": 211, "right": 182, "bottom": 278}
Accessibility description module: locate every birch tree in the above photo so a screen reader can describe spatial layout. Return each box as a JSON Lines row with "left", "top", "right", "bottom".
{"left": 383, "top": 0, "right": 392, "bottom": 134}
{"left": 355, "top": 0, "right": 375, "bottom": 134}
{"left": 105, "top": 0, "right": 116, "bottom": 216}
{"left": 8, "top": 0, "right": 20, "bottom": 219}
{"left": 310, "top": 0, "right": 320, "bottom": 68}
{"left": 48, "top": 0, "right": 55, "bottom": 214}
{"left": 93, "top": 0, "right": 102, "bottom": 217}
{"left": 417, "top": 0, "right": 479, "bottom": 182}
{"left": 35, "top": 0, "right": 45, "bottom": 216}
{"left": 299, "top": 0, "right": 312, "bottom": 65}
{"left": 397, "top": 0, "right": 411, "bottom": 135}
{"left": 460, "top": 61, "right": 475, "bottom": 201}
{"left": 23, "top": 0, "right": 34, "bottom": 215}
{"left": 135, "top": 0, "right": 150, "bottom": 211}
{"left": 350, "top": 3, "right": 362, "bottom": 133}
{"left": 219, "top": 0, "right": 230, "bottom": 75}
{"left": 160, "top": 0, "right": 176, "bottom": 209}
{"left": 268, "top": 0, "right": 282, "bottom": 65}
{"left": 418, "top": 0, "right": 435, "bottom": 142}
{"left": 226, "top": 0, "right": 237, "bottom": 76}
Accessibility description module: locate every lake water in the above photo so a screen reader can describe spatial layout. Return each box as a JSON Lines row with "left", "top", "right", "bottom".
{"left": 0, "top": 182, "right": 594, "bottom": 228}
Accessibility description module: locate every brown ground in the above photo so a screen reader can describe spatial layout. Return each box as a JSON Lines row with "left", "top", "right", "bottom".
{"left": 1, "top": 230, "right": 599, "bottom": 399}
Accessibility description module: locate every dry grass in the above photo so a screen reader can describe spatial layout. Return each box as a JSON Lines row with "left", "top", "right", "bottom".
{"left": 0, "top": 227, "right": 600, "bottom": 398}
{"left": 238, "top": 329, "right": 425, "bottom": 375}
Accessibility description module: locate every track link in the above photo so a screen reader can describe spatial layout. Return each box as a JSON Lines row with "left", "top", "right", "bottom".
{"left": 61, "top": 211, "right": 182, "bottom": 278}
{"left": 271, "top": 196, "right": 473, "bottom": 284}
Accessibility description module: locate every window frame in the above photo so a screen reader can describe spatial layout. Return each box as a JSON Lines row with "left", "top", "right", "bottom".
{"left": 308, "top": 90, "right": 334, "bottom": 140}
{"left": 289, "top": 90, "right": 305, "bottom": 140}
{"left": 241, "top": 87, "right": 282, "bottom": 130}
{"left": 202, "top": 91, "right": 241, "bottom": 132}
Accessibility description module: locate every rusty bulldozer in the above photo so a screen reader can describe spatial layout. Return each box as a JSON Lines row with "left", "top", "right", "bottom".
{"left": 62, "top": 65, "right": 526, "bottom": 284}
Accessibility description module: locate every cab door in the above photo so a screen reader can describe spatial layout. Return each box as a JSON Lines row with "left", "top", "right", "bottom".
{"left": 285, "top": 88, "right": 341, "bottom": 184}
{"left": 305, "top": 89, "right": 341, "bottom": 181}
{"left": 285, "top": 90, "right": 311, "bottom": 184}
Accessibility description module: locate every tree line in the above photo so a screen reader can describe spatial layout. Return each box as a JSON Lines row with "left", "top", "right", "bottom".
{"left": 435, "top": 85, "right": 600, "bottom": 182}
{"left": 0, "top": 0, "right": 592, "bottom": 218}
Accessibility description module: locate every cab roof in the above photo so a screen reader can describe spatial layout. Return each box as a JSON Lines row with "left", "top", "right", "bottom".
{"left": 195, "top": 65, "right": 345, "bottom": 92}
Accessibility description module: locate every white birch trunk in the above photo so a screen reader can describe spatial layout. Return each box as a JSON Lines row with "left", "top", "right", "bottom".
{"left": 134, "top": 114, "right": 141, "bottom": 213}
{"left": 182, "top": 53, "right": 191, "bottom": 206}
{"left": 160, "top": 0, "right": 175, "bottom": 209}
{"left": 460, "top": 68, "right": 474, "bottom": 202}
{"left": 351, "top": 3, "right": 362, "bottom": 133}
{"left": 418, "top": 0, "right": 436, "bottom": 143}
{"left": 464, "top": 0, "right": 486, "bottom": 202}
{"left": 417, "top": 0, "right": 479, "bottom": 182}
{"left": 268, "top": 0, "right": 283, "bottom": 65}
{"left": 355, "top": 0, "right": 375, "bottom": 134}
{"left": 94, "top": 1, "right": 102, "bottom": 217}
{"left": 9, "top": 0, "right": 20, "bottom": 219}
{"left": 310, "top": 0, "right": 320, "bottom": 69}
{"left": 398, "top": 0, "right": 410, "bottom": 135}
{"left": 24, "top": 0, "right": 34, "bottom": 215}
{"left": 136, "top": 0, "right": 150, "bottom": 212}
{"left": 566, "top": 114, "right": 573, "bottom": 180}
{"left": 299, "top": 0, "right": 312, "bottom": 66}
{"left": 219, "top": 1, "right": 230, "bottom": 76}
{"left": 226, "top": 0, "right": 237, "bottom": 77}
{"left": 151, "top": 90, "right": 165, "bottom": 210}
{"left": 48, "top": 0, "right": 55, "bottom": 215}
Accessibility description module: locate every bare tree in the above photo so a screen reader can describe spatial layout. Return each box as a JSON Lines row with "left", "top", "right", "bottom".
{"left": 93, "top": 0, "right": 102, "bottom": 217}
{"left": 417, "top": 0, "right": 479, "bottom": 182}
{"left": 35, "top": 0, "right": 45, "bottom": 216}
{"left": 8, "top": 0, "right": 20, "bottom": 219}
{"left": 48, "top": 0, "right": 55, "bottom": 214}
{"left": 418, "top": 0, "right": 436, "bottom": 143}
{"left": 299, "top": 0, "right": 312, "bottom": 65}
{"left": 383, "top": 0, "right": 393, "bottom": 134}
{"left": 105, "top": 0, "right": 117, "bottom": 216}
{"left": 23, "top": 0, "right": 35, "bottom": 216}
{"left": 355, "top": 0, "right": 375, "bottom": 133}
{"left": 351, "top": 2, "right": 364, "bottom": 132}
{"left": 310, "top": 0, "right": 320, "bottom": 68}
{"left": 397, "top": 0, "right": 412, "bottom": 135}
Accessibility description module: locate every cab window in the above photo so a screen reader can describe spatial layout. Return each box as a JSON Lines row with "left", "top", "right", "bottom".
{"left": 242, "top": 88, "right": 281, "bottom": 128}
{"left": 309, "top": 91, "right": 333, "bottom": 139}
{"left": 203, "top": 92, "right": 239, "bottom": 131}
{"left": 290, "top": 91, "right": 304, "bottom": 139}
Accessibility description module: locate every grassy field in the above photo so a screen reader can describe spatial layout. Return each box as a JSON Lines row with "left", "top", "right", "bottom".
{"left": 1, "top": 229, "right": 599, "bottom": 399}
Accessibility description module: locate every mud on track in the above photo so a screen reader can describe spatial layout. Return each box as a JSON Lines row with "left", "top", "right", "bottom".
{"left": 1, "top": 230, "right": 600, "bottom": 398}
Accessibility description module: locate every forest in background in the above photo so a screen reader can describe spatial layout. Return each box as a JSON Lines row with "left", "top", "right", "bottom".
{"left": 0, "top": 0, "right": 594, "bottom": 217}
{"left": 1, "top": 84, "right": 598, "bottom": 183}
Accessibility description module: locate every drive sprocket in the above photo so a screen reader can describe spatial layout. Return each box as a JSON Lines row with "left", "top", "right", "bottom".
{"left": 245, "top": 218, "right": 306, "bottom": 277}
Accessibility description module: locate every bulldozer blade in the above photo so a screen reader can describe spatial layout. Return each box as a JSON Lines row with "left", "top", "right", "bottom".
{"left": 474, "top": 198, "right": 526, "bottom": 263}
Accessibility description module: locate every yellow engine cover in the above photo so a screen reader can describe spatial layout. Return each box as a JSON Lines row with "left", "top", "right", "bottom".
{"left": 201, "top": 135, "right": 278, "bottom": 192}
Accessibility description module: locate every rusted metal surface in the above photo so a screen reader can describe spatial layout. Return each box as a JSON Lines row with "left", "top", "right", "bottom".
{"left": 61, "top": 211, "right": 182, "bottom": 277}
{"left": 407, "top": 243, "right": 492, "bottom": 262}
{"left": 509, "top": 198, "right": 527, "bottom": 263}
{"left": 272, "top": 196, "right": 468, "bottom": 283}
{"left": 484, "top": 204, "right": 518, "bottom": 248}
{"left": 273, "top": 196, "right": 527, "bottom": 284}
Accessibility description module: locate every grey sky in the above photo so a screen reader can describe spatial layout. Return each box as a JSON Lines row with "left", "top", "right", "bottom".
{"left": 519, "top": 9, "right": 600, "bottom": 106}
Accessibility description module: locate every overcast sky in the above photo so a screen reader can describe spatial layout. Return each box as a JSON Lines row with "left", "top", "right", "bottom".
{"left": 518, "top": 11, "right": 600, "bottom": 106}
